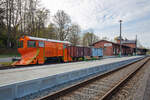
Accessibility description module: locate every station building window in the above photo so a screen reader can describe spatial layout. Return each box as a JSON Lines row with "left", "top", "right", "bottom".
{"left": 39, "top": 41, "right": 44, "bottom": 47}
{"left": 28, "top": 41, "right": 36, "bottom": 48}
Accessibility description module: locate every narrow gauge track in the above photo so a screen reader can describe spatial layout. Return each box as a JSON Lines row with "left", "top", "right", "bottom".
{"left": 0, "top": 58, "right": 103, "bottom": 70}
{"left": 0, "top": 60, "right": 86, "bottom": 70}
{"left": 0, "top": 62, "right": 60, "bottom": 70}
{"left": 111, "top": 56, "right": 150, "bottom": 100}
{"left": 38, "top": 56, "right": 149, "bottom": 100}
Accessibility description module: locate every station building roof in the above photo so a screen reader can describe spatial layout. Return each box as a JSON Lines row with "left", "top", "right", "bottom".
{"left": 122, "top": 40, "right": 136, "bottom": 44}
{"left": 93, "top": 40, "right": 131, "bottom": 48}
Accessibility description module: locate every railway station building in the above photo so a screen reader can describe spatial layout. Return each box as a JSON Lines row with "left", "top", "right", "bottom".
{"left": 93, "top": 37, "right": 147, "bottom": 56}
{"left": 117, "top": 38, "right": 148, "bottom": 55}
{"left": 92, "top": 40, "right": 133, "bottom": 56}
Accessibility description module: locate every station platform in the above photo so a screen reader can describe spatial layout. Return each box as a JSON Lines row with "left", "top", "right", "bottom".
{"left": 0, "top": 56, "right": 144, "bottom": 100}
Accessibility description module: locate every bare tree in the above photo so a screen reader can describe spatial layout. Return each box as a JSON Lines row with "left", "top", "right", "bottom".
{"left": 24, "top": 0, "right": 38, "bottom": 36}
{"left": 102, "top": 36, "right": 109, "bottom": 40}
{"left": 0, "top": 0, "right": 7, "bottom": 48}
{"left": 68, "top": 24, "right": 81, "bottom": 46}
{"left": 1, "top": 1, "right": 79, "bottom": 48}
{"left": 53, "top": 10, "right": 71, "bottom": 41}
{"left": 4, "top": 0, "right": 13, "bottom": 48}
{"left": 82, "top": 32, "right": 99, "bottom": 46}
{"left": 42, "top": 23, "right": 56, "bottom": 39}
{"left": 0, "top": 0, "right": 5, "bottom": 28}
{"left": 3, "top": 0, "right": 29, "bottom": 47}
{"left": 1, "top": 0, "right": 50, "bottom": 48}
{"left": 34, "top": 8, "right": 50, "bottom": 37}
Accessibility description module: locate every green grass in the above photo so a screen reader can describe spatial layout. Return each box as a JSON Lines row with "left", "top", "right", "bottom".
{"left": 0, "top": 54, "right": 20, "bottom": 58}
{"left": 0, "top": 48, "right": 20, "bottom": 58}
{"left": 0, "top": 62, "right": 12, "bottom": 66}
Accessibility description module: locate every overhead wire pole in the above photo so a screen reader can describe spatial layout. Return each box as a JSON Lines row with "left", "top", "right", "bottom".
{"left": 135, "top": 35, "right": 137, "bottom": 55}
{"left": 119, "top": 20, "right": 122, "bottom": 57}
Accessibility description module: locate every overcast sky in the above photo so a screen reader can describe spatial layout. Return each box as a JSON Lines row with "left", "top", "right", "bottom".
{"left": 41, "top": 0, "right": 150, "bottom": 48}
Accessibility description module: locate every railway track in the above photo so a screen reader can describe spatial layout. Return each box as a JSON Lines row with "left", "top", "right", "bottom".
{"left": 111, "top": 56, "right": 150, "bottom": 100}
{"left": 0, "top": 59, "right": 101, "bottom": 70}
{"left": 38, "top": 56, "right": 149, "bottom": 100}
{"left": 0, "top": 61, "right": 65, "bottom": 70}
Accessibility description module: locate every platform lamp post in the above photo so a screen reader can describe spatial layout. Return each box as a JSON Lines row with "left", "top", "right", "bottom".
{"left": 119, "top": 20, "right": 122, "bottom": 57}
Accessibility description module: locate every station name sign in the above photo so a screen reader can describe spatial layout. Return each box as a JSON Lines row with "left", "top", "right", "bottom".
{"left": 104, "top": 43, "right": 112, "bottom": 47}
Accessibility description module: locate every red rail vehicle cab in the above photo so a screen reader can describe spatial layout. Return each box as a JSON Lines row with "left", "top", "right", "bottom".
{"left": 12, "top": 36, "right": 72, "bottom": 65}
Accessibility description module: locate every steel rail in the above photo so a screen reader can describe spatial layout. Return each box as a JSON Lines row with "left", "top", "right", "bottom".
{"left": 100, "top": 57, "right": 150, "bottom": 100}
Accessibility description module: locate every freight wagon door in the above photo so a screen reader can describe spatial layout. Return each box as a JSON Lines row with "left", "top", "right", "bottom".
{"left": 38, "top": 41, "right": 45, "bottom": 64}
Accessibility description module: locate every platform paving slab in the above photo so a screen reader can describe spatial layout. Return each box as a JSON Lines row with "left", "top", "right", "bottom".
{"left": 0, "top": 56, "right": 144, "bottom": 100}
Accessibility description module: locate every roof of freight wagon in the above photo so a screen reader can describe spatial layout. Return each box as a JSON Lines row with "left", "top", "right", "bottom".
{"left": 27, "top": 36, "right": 71, "bottom": 44}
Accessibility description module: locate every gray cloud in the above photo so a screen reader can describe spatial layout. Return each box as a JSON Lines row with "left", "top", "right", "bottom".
{"left": 42, "top": 0, "right": 150, "bottom": 47}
